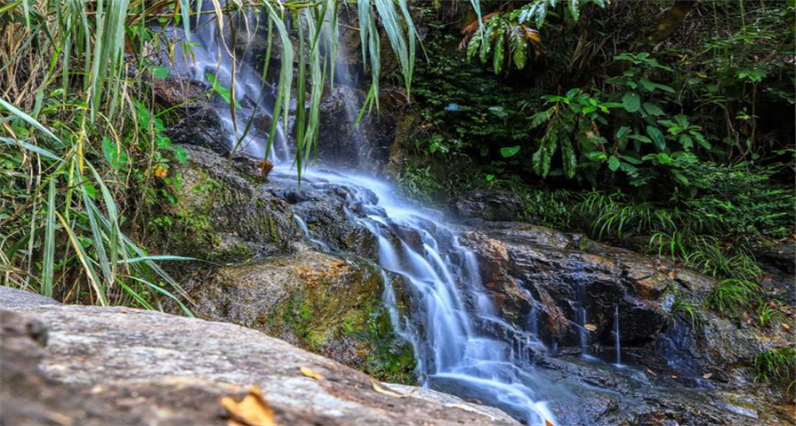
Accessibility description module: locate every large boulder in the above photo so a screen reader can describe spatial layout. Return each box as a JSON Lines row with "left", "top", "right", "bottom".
{"left": 181, "top": 251, "right": 417, "bottom": 383}
{"left": 0, "top": 286, "right": 520, "bottom": 426}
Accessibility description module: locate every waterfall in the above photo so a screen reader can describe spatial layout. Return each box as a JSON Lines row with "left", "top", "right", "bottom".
{"left": 576, "top": 280, "right": 591, "bottom": 359}
{"left": 163, "top": 4, "right": 289, "bottom": 161}
{"left": 276, "top": 169, "right": 559, "bottom": 425}
{"left": 168, "top": 8, "right": 563, "bottom": 426}
{"left": 613, "top": 305, "right": 622, "bottom": 366}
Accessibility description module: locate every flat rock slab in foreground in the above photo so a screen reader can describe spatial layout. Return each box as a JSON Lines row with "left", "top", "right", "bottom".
{"left": 0, "top": 286, "right": 519, "bottom": 426}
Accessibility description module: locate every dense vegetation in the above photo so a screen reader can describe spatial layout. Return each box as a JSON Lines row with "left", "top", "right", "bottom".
{"left": 0, "top": 0, "right": 793, "bottom": 394}
{"left": 398, "top": 0, "right": 795, "bottom": 390}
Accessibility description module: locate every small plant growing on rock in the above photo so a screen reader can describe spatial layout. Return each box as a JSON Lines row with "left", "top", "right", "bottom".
{"left": 755, "top": 347, "right": 796, "bottom": 392}
{"left": 705, "top": 279, "right": 760, "bottom": 317}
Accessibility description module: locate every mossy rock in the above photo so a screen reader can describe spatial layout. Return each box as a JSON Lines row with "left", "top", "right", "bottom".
{"left": 148, "top": 145, "right": 302, "bottom": 266}
{"left": 184, "top": 251, "right": 417, "bottom": 384}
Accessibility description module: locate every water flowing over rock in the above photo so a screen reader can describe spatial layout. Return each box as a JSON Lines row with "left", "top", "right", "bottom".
{"left": 141, "top": 8, "right": 795, "bottom": 426}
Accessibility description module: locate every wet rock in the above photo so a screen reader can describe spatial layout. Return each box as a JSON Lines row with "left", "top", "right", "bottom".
{"left": 266, "top": 172, "right": 382, "bottom": 259}
{"left": 457, "top": 223, "right": 759, "bottom": 375}
{"left": 0, "top": 286, "right": 520, "bottom": 426}
{"left": 183, "top": 251, "right": 416, "bottom": 384}
{"left": 154, "top": 77, "right": 231, "bottom": 155}
{"left": 451, "top": 189, "right": 524, "bottom": 222}
{"left": 755, "top": 242, "right": 796, "bottom": 305}
{"left": 316, "top": 85, "right": 397, "bottom": 175}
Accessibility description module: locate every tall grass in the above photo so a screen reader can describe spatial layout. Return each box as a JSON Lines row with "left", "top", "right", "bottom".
{"left": 0, "top": 0, "right": 428, "bottom": 310}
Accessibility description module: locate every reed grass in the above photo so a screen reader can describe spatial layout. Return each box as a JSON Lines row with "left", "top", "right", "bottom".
{"left": 0, "top": 0, "right": 425, "bottom": 310}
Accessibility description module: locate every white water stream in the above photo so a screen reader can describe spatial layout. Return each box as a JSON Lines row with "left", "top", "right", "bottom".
{"left": 168, "top": 7, "right": 566, "bottom": 425}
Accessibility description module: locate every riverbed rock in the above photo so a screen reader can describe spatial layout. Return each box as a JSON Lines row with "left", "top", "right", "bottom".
{"left": 181, "top": 251, "right": 416, "bottom": 384}
{"left": 0, "top": 286, "right": 520, "bottom": 426}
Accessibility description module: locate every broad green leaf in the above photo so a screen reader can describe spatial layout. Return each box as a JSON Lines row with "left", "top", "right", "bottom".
{"left": 622, "top": 92, "right": 641, "bottom": 112}
{"left": 646, "top": 126, "right": 666, "bottom": 150}
{"left": 642, "top": 102, "right": 665, "bottom": 116}
{"left": 151, "top": 66, "right": 170, "bottom": 80}
{"left": 616, "top": 126, "right": 631, "bottom": 140}
{"left": 500, "top": 146, "right": 521, "bottom": 158}
{"left": 608, "top": 155, "right": 620, "bottom": 171}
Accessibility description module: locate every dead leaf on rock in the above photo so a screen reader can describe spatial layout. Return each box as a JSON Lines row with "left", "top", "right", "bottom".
{"left": 584, "top": 324, "right": 597, "bottom": 332}
{"left": 703, "top": 373, "right": 713, "bottom": 379}
{"left": 220, "top": 386, "right": 280, "bottom": 426}
{"left": 370, "top": 380, "right": 417, "bottom": 398}
{"left": 445, "top": 403, "right": 497, "bottom": 421}
{"left": 299, "top": 366, "right": 323, "bottom": 380}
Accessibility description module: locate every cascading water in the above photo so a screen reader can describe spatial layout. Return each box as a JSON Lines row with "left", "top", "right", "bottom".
{"left": 575, "top": 279, "right": 591, "bottom": 359}
{"left": 164, "top": 4, "right": 289, "bottom": 161}
{"left": 272, "top": 168, "right": 561, "bottom": 425}
{"left": 169, "top": 7, "right": 566, "bottom": 425}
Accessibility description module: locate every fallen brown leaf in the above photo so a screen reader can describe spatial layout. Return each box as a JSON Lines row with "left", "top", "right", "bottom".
{"left": 646, "top": 369, "right": 657, "bottom": 376}
{"left": 445, "top": 403, "right": 497, "bottom": 420}
{"left": 781, "top": 323, "right": 791, "bottom": 330}
{"left": 545, "top": 419, "right": 555, "bottom": 426}
{"left": 370, "top": 380, "right": 417, "bottom": 398}
{"left": 703, "top": 373, "right": 713, "bottom": 379}
{"left": 220, "top": 386, "right": 280, "bottom": 426}
{"left": 584, "top": 324, "right": 597, "bottom": 332}
{"left": 299, "top": 366, "right": 323, "bottom": 380}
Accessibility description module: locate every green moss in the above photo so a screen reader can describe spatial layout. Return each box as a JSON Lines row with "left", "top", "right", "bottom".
{"left": 263, "top": 260, "right": 417, "bottom": 384}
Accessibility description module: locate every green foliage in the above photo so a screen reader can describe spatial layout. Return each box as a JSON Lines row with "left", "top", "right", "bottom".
{"left": 756, "top": 304, "right": 788, "bottom": 329}
{"left": 755, "top": 347, "right": 796, "bottom": 391}
{"left": 668, "top": 284, "right": 703, "bottom": 328}
{"left": 705, "top": 279, "right": 760, "bottom": 317}
{"left": 519, "top": 189, "right": 580, "bottom": 230}
{"left": 464, "top": 0, "right": 609, "bottom": 73}
{"left": 396, "top": 165, "right": 442, "bottom": 203}
{"left": 0, "top": 89, "right": 192, "bottom": 312}
{"left": 529, "top": 89, "right": 623, "bottom": 179}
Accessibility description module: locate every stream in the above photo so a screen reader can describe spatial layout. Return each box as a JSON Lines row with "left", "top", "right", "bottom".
{"left": 158, "top": 5, "right": 759, "bottom": 426}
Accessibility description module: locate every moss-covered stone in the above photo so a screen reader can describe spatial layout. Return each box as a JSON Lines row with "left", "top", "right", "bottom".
{"left": 184, "top": 251, "right": 417, "bottom": 384}
{"left": 147, "top": 145, "right": 302, "bottom": 266}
